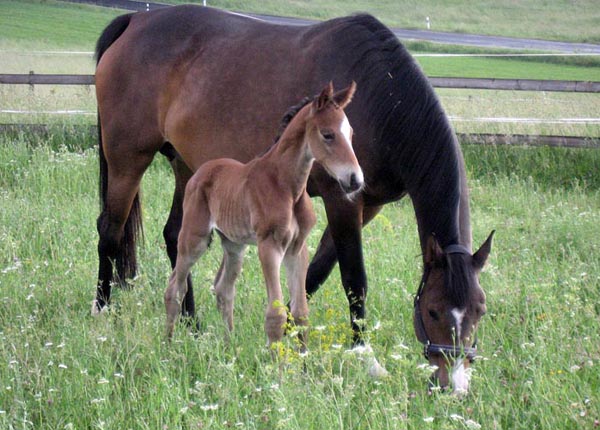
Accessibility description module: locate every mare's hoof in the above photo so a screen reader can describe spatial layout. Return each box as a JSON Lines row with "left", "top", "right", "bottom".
{"left": 348, "top": 344, "right": 390, "bottom": 378}
{"left": 91, "top": 299, "right": 108, "bottom": 317}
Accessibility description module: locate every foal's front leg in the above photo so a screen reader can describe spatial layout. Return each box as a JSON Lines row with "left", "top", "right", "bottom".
{"left": 257, "top": 237, "right": 286, "bottom": 347}
{"left": 284, "top": 242, "right": 310, "bottom": 352}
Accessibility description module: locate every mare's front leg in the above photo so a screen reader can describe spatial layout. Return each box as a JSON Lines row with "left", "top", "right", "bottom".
{"left": 162, "top": 154, "right": 198, "bottom": 322}
{"left": 307, "top": 203, "right": 383, "bottom": 345}
{"left": 306, "top": 205, "right": 383, "bottom": 299}
{"left": 319, "top": 190, "right": 369, "bottom": 346}
{"left": 257, "top": 237, "right": 286, "bottom": 347}
{"left": 164, "top": 183, "right": 211, "bottom": 339}
{"left": 214, "top": 236, "right": 246, "bottom": 336}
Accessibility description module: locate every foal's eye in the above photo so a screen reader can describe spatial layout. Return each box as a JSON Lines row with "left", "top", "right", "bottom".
{"left": 428, "top": 310, "right": 440, "bottom": 321}
{"left": 321, "top": 130, "right": 335, "bottom": 142}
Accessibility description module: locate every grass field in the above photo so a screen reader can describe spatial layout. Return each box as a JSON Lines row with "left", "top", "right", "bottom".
{"left": 1, "top": 133, "right": 599, "bottom": 429}
{"left": 0, "top": 1, "right": 599, "bottom": 428}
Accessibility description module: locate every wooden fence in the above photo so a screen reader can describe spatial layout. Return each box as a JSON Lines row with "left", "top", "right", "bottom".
{"left": 1, "top": 73, "right": 599, "bottom": 93}
{"left": 1, "top": 73, "right": 598, "bottom": 147}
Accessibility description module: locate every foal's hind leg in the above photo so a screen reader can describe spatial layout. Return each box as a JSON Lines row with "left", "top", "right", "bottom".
{"left": 214, "top": 236, "right": 246, "bottom": 336}
{"left": 164, "top": 185, "right": 212, "bottom": 338}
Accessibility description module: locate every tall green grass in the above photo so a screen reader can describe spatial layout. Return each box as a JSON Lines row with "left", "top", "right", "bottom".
{"left": 0, "top": 134, "right": 598, "bottom": 429}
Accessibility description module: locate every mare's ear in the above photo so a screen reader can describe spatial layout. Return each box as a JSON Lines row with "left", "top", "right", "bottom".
{"left": 473, "top": 230, "right": 495, "bottom": 270}
{"left": 315, "top": 81, "right": 334, "bottom": 111}
{"left": 425, "top": 235, "right": 444, "bottom": 266}
{"left": 333, "top": 81, "right": 357, "bottom": 108}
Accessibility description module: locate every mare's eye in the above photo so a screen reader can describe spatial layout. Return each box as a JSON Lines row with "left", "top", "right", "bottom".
{"left": 428, "top": 310, "right": 439, "bottom": 321}
{"left": 321, "top": 130, "right": 335, "bottom": 142}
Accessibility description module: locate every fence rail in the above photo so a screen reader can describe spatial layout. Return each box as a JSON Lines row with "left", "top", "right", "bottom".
{"left": 1, "top": 73, "right": 599, "bottom": 93}
{"left": 1, "top": 123, "right": 597, "bottom": 148}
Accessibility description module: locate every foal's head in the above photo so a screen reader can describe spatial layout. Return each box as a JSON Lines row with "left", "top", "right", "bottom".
{"left": 305, "top": 82, "right": 363, "bottom": 194}
{"left": 413, "top": 232, "right": 494, "bottom": 394}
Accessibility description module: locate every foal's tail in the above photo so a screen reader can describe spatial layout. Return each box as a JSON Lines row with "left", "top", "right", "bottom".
{"left": 96, "top": 13, "right": 141, "bottom": 281}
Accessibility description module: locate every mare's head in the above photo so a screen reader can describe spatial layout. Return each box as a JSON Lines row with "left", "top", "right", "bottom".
{"left": 305, "top": 81, "right": 363, "bottom": 194}
{"left": 413, "top": 232, "right": 494, "bottom": 394}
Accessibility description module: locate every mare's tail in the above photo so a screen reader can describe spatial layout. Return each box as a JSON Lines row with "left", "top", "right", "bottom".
{"left": 96, "top": 13, "right": 142, "bottom": 281}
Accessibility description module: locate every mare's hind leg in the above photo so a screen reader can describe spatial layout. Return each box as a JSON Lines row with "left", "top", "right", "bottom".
{"left": 284, "top": 242, "right": 310, "bottom": 352}
{"left": 164, "top": 182, "right": 212, "bottom": 338}
{"left": 214, "top": 236, "right": 246, "bottom": 336}
{"left": 162, "top": 151, "right": 197, "bottom": 320}
{"left": 94, "top": 151, "right": 155, "bottom": 315}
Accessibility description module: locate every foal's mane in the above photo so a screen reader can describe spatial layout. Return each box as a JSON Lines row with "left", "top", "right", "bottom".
{"left": 272, "top": 96, "right": 312, "bottom": 144}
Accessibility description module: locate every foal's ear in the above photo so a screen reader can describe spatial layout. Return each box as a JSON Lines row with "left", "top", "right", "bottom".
{"left": 425, "top": 235, "right": 444, "bottom": 265}
{"left": 315, "top": 81, "right": 334, "bottom": 111}
{"left": 473, "top": 230, "right": 495, "bottom": 270}
{"left": 333, "top": 81, "right": 357, "bottom": 108}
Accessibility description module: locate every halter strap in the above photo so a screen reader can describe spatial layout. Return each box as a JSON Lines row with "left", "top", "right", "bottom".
{"left": 443, "top": 244, "right": 471, "bottom": 255}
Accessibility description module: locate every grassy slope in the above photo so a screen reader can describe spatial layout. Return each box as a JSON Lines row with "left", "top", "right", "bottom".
{"left": 0, "top": 0, "right": 123, "bottom": 50}
{"left": 0, "top": 136, "right": 598, "bottom": 429}
{"left": 166, "top": 0, "right": 600, "bottom": 43}
{"left": 0, "top": 1, "right": 599, "bottom": 80}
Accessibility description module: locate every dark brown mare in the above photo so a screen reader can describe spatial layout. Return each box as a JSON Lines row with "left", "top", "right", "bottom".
{"left": 94, "top": 6, "right": 494, "bottom": 392}
{"left": 165, "top": 82, "right": 361, "bottom": 349}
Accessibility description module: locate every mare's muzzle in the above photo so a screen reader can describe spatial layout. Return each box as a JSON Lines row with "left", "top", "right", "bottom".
{"left": 414, "top": 244, "right": 478, "bottom": 363}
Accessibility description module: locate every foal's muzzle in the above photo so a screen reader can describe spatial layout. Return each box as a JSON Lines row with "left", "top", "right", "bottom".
{"left": 340, "top": 171, "right": 363, "bottom": 194}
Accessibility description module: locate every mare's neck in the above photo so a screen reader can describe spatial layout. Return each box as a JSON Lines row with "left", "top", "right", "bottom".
{"left": 414, "top": 143, "right": 472, "bottom": 256}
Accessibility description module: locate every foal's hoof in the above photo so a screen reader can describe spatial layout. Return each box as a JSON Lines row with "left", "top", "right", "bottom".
{"left": 91, "top": 299, "right": 109, "bottom": 317}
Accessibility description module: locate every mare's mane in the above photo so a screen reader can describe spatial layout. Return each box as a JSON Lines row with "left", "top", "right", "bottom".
{"left": 325, "top": 15, "right": 463, "bottom": 243}
{"left": 330, "top": 15, "right": 469, "bottom": 300}
{"left": 445, "top": 254, "right": 473, "bottom": 308}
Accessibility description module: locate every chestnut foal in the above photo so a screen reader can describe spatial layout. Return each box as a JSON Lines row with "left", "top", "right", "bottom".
{"left": 165, "top": 82, "right": 362, "bottom": 349}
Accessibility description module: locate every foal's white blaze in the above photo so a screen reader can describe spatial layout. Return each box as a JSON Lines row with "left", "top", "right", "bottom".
{"left": 330, "top": 116, "right": 364, "bottom": 191}
{"left": 340, "top": 116, "right": 353, "bottom": 146}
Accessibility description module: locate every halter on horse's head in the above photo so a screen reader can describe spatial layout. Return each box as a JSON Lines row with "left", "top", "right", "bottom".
{"left": 413, "top": 232, "right": 494, "bottom": 393}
